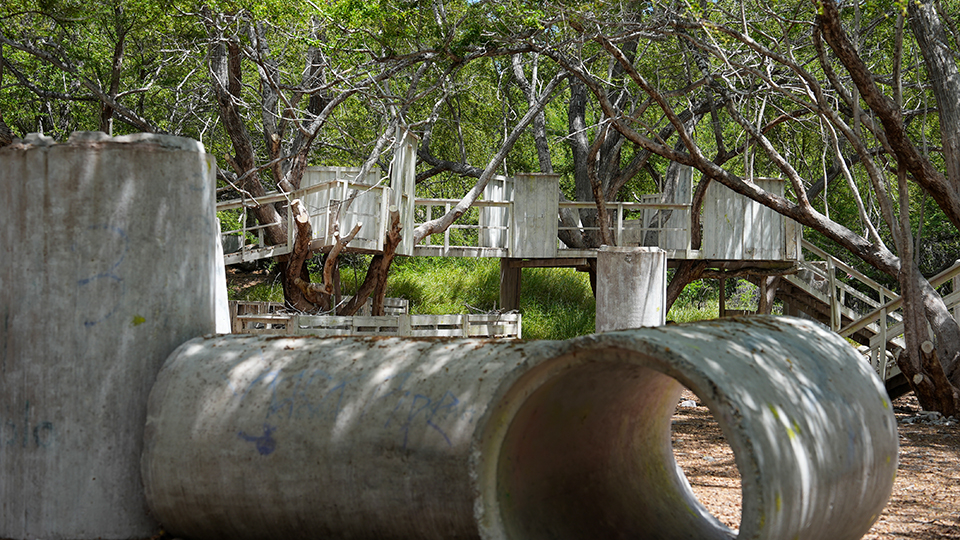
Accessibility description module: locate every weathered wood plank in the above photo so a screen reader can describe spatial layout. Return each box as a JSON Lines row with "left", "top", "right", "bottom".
{"left": 511, "top": 173, "right": 559, "bottom": 258}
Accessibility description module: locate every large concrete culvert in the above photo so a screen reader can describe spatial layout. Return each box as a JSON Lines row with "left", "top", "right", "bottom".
{"left": 0, "top": 132, "right": 219, "bottom": 539}
{"left": 142, "top": 316, "right": 897, "bottom": 540}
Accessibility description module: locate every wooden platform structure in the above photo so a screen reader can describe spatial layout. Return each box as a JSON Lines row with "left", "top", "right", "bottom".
{"left": 216, "top": 143, "right": 960, "bottom": 391}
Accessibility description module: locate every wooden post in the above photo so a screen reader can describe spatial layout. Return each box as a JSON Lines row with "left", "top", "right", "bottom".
{"left": 827, "top": 259, "right": 841, "bottom": 331}
{"left": 719, "top": 277, "right": 727, "bottom": 317}
{"left": 500, "top": 258, "right": 522, "bottom": 311}
{"left": 953, "top": 262, "right": 960, "bottom": 321}
{"left": 758, "top": 275, "right": 780, "bottom": 315}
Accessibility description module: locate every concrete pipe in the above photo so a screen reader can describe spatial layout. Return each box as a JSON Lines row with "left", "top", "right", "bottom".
{"left": 142, "top": 317, "right": 897, "bottom": 540}
{"left": 0, "top": 132, "right": 218, "bottom": 539}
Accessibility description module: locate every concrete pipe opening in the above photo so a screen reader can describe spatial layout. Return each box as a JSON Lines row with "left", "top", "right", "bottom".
{"left": 143, "top": 317, "right": 897, "bottom": 540}
{"left": 670, "top": 387, "right": 742, "bottom": 531}
{"left": 488, "top": 358, "right": 736, "bottom": 540}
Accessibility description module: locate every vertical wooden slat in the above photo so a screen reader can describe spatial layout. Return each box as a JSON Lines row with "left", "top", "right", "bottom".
{"left": 511, "top": 173, "right": 559, "bottom": 258}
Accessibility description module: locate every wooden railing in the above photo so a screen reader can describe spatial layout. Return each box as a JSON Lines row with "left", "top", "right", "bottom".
{"left": 412, "top": 198, "right": 513, "bottom": 257}
{"left": 841, "top": 260, "right": 960, "bottom": 381}
{"left": 218, "top": 183, "right": 696, "bottom": 263}
{"left": 785, "top": 240, "right": 899, "bottom": 333}
{"left": 786, "top": 240, "right": 960, "bottom": 381}
{"left": 556, "top": 201, "right": 692, "bottom": 256}
{"left": 218, "top": 179, "right": 394, "bottom": 265}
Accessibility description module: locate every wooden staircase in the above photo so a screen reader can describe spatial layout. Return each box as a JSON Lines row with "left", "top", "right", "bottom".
{"left": 776, "top": 240, "right": 960, "bottom": 396}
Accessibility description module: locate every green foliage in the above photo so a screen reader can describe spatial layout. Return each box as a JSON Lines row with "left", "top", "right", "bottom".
{"left": 231, "top": 256, "right": 596, "bottom": 340}
{"left": 236, "top": 281, "right": 284, "bottom": 302}
{"left": 386, "top": 257, "right": 595, "bottom": 339}
{"left": 516, "top": 267, "right": 595, "bottom": 339}
{"left": 387, "top": 257, "right": 500, "bottom": 314}
{"left": 667, "top": 297, "right": 720, "bottom": 323}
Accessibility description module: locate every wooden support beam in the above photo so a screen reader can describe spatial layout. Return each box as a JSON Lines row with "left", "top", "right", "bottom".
{"left": 506, "top": 258, "right": 589, "bottom": 269}
{"left": 719, "top": 277, "right": 727, "bottom": 318}
{"left": 500, "top": 258, "right": 522, "bottom": 312}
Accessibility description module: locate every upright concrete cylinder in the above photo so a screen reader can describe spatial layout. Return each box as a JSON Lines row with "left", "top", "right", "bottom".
{"left": 596, "top": 245, "right": 667, "bottom": 331}
{"left": 142, "top": 317, "right": 897, "bottom": 540}
{"left": 0, "top": 132, "right": 218, "bottom": 539}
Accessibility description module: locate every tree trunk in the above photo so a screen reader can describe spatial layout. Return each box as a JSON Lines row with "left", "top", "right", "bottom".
{"left": 372, "top": 208, "right": 403, "bottom": 316}
{"left": 817, "top": 0, "right": 960, "bottom": 230}
{"left": 901, "top": 259, "right": 960, "bottom": 415}
{"left": 283, "top": 200, "right": 319, "bottom": 312}
{"left": 758, "top": 276, "right": 780, "bottom": 315}
{"left": 339, "top": 208, "right": 403, "bottom": 316}
{"left": 666, "top": 261, "right": 709, "bottom": 312}
{"left": 207, "top": 36, "right": 286, "bottom": 246}
{"left": 909, "top": 0, "right": 960, "bottom": 189}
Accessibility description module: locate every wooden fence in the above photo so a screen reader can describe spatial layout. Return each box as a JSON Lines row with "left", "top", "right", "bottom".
{"left": 229, "top": 300, "right": 520, "bottom": 339}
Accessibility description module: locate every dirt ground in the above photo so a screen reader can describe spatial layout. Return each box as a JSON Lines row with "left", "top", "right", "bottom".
{"left": 673, "top": 389, "right": 960, "bottom": 539}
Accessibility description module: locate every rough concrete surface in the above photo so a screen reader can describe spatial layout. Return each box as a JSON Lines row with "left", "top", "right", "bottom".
{"left": 142, "top": 317, "right": 896, "bottom": 540}
{"left": 0, "top": 133, "right": 218, "bottom": 539}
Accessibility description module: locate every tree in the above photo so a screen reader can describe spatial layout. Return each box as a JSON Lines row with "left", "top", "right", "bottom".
{"left": 5, "top": 0, "right": 959, "bottom": 412}
{"left": 495, "top": 0, "right": 960, "bottom": 413}
{"left": 0, "top": 0, "right": 564, "bottom": 315}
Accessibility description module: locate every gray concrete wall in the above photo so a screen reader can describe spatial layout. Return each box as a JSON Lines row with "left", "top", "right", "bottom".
{"left": 142, "top": 317, "right": 897, "bottom": 540}
{"left": 596, "top": 246, "right": 667, "bottom": 331}
{"left": 0, "top": 132, "right": 218, "bottom": 539}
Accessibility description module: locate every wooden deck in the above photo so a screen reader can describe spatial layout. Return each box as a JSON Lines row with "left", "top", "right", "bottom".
{"left": 219, "top": 167, "right": 801, "bottom": 266}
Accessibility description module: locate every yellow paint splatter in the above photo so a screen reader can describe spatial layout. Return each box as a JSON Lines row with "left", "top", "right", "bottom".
{"left": 132, "top": 315, "right": 146, "bottom": 326}
{"left": 768, "top": 404, "right": 780, "bottom": 420}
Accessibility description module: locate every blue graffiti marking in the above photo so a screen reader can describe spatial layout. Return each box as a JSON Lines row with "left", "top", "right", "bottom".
{"left": 73, "top": 225, "right": 129, "bottom": 327}
{"left": 1, "top": 400, "right": 56, "bottom": 449}
{"left": 238, "top": 424, "right": 277, "bottom": 456}
{"left": 33, "top": 422, "right": 55, "bottom": 447}
{"left": 395, "top": 391, "right": 460, "bottom": 449}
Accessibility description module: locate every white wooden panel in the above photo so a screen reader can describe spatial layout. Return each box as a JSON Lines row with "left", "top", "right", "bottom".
{"left": 258, "top": 313, "right": 524, "bottom": 338}
{"left": 664, "top": 166, "right": 694, "bottom": 251}
{"left": 638, "top": 169, "right": 692, "bottom": 251}
{"left": 511, "top": 173, "right": 559, "bottom": 258}
{"left": 390, "top": 128, "right": 418, "bottom": 256}
{"left": 704, "top": 178, "right": 798, "bottom": 260}
{"left": 345, "top": 174, "right": 385, "bottom": 252}
{"left": 784, "top": 217, "right": 801, "bottom": 260}
{"left": 704, "top": 181, "right": 745, "bottom": 259}
{"left": 751, "top": 178, "right": 785, "bottom": 260}
{"left": 480, "top": 175, "right": 513, "bottom": 248}
{"left": 302, "top": 166, "right": 383, "bottom": 252}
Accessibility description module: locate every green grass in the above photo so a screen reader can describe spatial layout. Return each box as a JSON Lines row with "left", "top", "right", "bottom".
{"left": 387, "top": 257, "right": 596, "bottom": 340}
{"left": 667, "top": 301, "right": 720, "bottom": 323}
